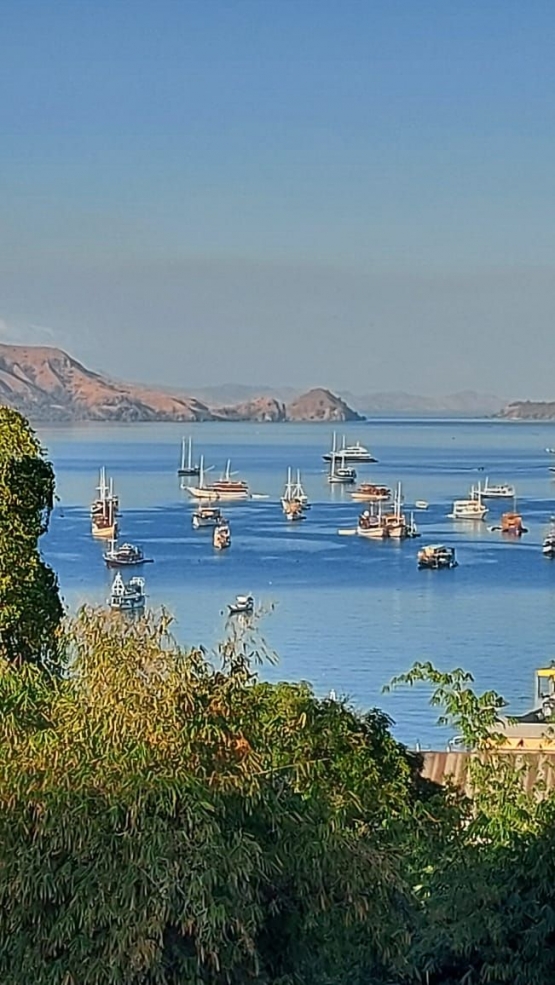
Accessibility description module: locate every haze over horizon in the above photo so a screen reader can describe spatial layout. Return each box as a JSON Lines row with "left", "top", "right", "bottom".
{"left": 2, "top": 1, "right": 555, "bottom": 400}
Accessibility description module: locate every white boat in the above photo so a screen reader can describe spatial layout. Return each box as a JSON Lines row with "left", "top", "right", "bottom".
{"left": 414, "top": 500, "right": 429, "bottom": 510}
{"left": 417, "top": 545, "right": 458, "bottom": 570}
{"left": 325, "top": 433, "right": 357, "bottom": 484}
{"left": 213, "top": 520, "right": 231, "bottom": 550}
{"left": 103, "top": 539, "right": 153, "bottom": 567}
{"left": 328, "top": 463, "right": 357, "bottom": 484}
{"left": 178, "top": 436, "right": 200, "bottom": 477}
{"left": 228, "top": 594, "right": 254, "bottom": 615}
{"left": 192, "top": 505, "right": 223, "bottom": 529}
{"left": 543, "top": 518, "right": 555, "bottom": 558}
{"left": 323, "top": 434, "right": 377, "bottom": 463}
{"left": 481, "top": 477, "right": 516, "bottom": 499}
{"left": 108, "top": 572, "right": 146, "bottom": 612}
{"left": 448, "top": 483, "right": 488, "bottom": 521}
{"left": 185, "top": 456, "right": 219, "bottom": 501}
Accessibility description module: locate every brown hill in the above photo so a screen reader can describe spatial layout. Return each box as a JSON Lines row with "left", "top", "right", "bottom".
{"left": 0, "top": 344, "right": 214, "bottom": 422}
{"left": 286, "top": 388, "right": 365, "bottom": 422}
{"left": 0, "top": 344, "right": 363, "bottom": 423}
{"left": 496, "top": 401, "right": 555, "bottom": 421}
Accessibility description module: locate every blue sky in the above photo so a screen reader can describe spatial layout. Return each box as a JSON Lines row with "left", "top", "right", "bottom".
{"left": 1, "top": 0, "right": 555, "bottom": 397}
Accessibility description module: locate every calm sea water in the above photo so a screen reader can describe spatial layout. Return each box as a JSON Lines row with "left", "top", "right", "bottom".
{"left": 38, "top": 419, "right": 555, "bottom": 748}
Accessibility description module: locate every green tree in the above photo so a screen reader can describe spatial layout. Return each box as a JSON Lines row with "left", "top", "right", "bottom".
{"left": 389, "top": 661, "right": 555, "bottom": 985}
{"left": 0, "top": 407, "right": 63, "bottom": 670}
{"left": 0, "top": 607, "right": 445, "bottom": 985}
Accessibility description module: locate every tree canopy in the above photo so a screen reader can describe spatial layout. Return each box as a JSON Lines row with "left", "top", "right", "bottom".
{"left": 0, "top": 407, "right": 63, "bottom": 670}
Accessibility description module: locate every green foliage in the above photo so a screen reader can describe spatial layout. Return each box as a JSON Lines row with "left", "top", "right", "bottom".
{"left": 0, "top": 608, "right": 441, "bottom": 985}
{"left": 0, "top": 408, "right": 63, "bottom": 670}
{"left": 388, "top": 661, "right": 555, "bottom": 985}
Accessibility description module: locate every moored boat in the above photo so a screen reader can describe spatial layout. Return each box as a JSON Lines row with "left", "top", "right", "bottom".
{"left": 228, "top": 594, "right": 254, "bottom": 615}
{"left": 91, "top": 468, "right": 118, "bottom": 539}
{"left": 192, "top": 505, "right": 223, "bottom": 529}
{"left": 108, "top": 572, "right": 146, "bottom": 612}
{"left": 481, "top": 477, "right": 516, "bottom": 499}
{"left": 543, "top": 519, "right": 555, "bottom": 557}
{"left": 350, "top": 483, "right": 391, "bottom": 502}
{"left": 178, "top": 436, "right": 200, "bottom": 477}
{"left": 213, "top": 520, "right": 231, "bottom": 550}
{"left": 357, "top": 504, "right": 389, "bottom": 539}
{"left": 103, "top": 540, "right": 153, "bottom": 567}
{"left": 281, "top": 468, "right": 308, "bottom": 519}
{"left": 323, "top": 434, "right": 377, "bottom": 463}
{"left": 382, "top": 482, "right": 418, "bottom": 539}
{"left": 417, "top": 545, "right": 458, "bottom": 569}
{"left": 448, "top": 483, "right": 488, "bottom": 521}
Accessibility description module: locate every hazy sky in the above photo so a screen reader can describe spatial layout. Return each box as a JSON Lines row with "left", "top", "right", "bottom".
{"left": 1, "top": 0, "right": 555, "bottom": 397}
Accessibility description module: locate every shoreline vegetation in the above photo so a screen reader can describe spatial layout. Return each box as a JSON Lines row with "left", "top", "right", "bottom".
{"left": 2, "top": 407, "right": 555, "bottom": 983}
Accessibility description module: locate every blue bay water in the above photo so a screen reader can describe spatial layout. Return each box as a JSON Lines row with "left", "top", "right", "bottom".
{"left": 38, "top": 419, "right": 555, "bottom": 748}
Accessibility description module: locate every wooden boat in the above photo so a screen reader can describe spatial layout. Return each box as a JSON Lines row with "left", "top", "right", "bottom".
{"left": 357, "top": 504, "right": 389, "bottom": 539}
{"left": 108, "top": 572, "right": 146, "bottom": 612}
{"left": 213, "top": 521, "right": 231, "bottom": 550}
{"left": 91, "top": 468, "right": 118, "bottom": 539}
{"left": 350, "top": 483, "right": 391, "bottom": 502}
{"left": 178, "top": 436, "right": 200, "bottom": 477}
{"left": 448, "top": 483, "right": 488, "bottom": 521}
{"left": 189, "top": 459, "right": 250, "bottom": 501}
{"left": 381, "top": 483, "right": 418, "bottom": 539}
{"left": 417, "top": 545, "right": 457, "bottom": 569}
{"left": 103, "top": 539, "right": 153, "bottom": 567}
{"left": 281, "top": 468, "right": 308, "bottom": 520}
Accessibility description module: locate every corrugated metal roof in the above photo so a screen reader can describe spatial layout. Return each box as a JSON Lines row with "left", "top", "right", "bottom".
{"left": 422, "top": 750, "right": 555, "bottom": 798}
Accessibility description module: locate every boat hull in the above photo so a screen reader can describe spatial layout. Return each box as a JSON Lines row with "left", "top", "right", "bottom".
{"left": 92, "top": 523, "right": 117, "bottom": 539}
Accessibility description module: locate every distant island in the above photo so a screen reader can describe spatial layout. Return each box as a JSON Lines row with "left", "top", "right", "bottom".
{"left": 0, "top": 344, "right": 363, "bottom": 423}
{"left": 495, "top": 401, "right": 555, "bottom": 421}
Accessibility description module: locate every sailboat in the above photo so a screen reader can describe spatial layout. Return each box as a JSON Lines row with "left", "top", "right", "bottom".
{"left": 178, "top": 436, "right": 200, "bottom": 478}
{"left": 382, "top": 482, "right": 417, "bottom": 539}
{"left": 91, "top": 468, "right": 118, "bottom": 539}
{"left": 281, "top": 468, "right": 307, "bottom": 521}
{"left": 185, "top": 456, "right": 218, "bottom": 501}
{"left": 327, "top": 435, "right": 357, "bottom": 484}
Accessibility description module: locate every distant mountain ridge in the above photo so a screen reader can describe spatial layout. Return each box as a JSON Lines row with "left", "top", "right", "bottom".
{"left": 0, "top": 344, "right": 361, "bottom": 423}
{"left": 187, "top": 384, "right": 506, "bottom": 416}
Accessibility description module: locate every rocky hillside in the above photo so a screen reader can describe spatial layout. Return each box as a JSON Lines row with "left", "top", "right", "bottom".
{"left": 287, "top": 388, "right": 364, "bottom": 422}
{"left": 496, "top": 400, "right": 555, "bottom": 421}
{"left": 0, "top": 345, "right": 362, "bottom": 423}
{"left": 0, "top": 345, "right": 214, "bottom": 422}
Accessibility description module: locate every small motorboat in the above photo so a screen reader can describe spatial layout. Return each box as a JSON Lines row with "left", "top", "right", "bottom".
{"left": 228, "top": 594, "right": 254, "bottom": 616}
{"left": 328, "top": 464, "right": 357, "bottom": 484}
{"left": 213, "top": 521, "right": 231, "bottom": 550}
{"left": 417, "top": 545, "right": 458, "bottom": 570}
{"left": 108, "top": 572, "right": 146, "bottom": 612}
{"left": 543, "top": 518, "right": 555, "bottom": 557}
{"left": 414, "top": 500, "right": 429, "bottom": 510}
{"left": 103, "top": 540, "right": 153, "bottom": 567}
{"left": 192, "top": 505, "right": 223, "bottom": 529}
